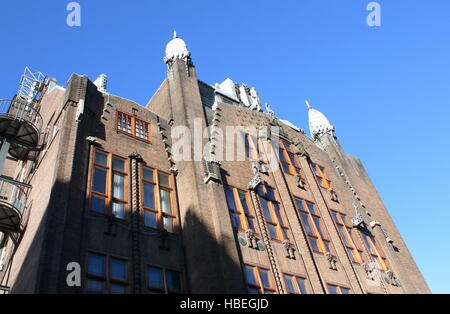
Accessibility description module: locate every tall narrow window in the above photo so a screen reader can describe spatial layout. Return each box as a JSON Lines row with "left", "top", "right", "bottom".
{"left": 309, "top": 162, "right": 331, "bottom": 189}
{"left": 279, "top": 140, "right": 304, "bottom": 177}
{"left": 258, "top": 185, "right": 290, "bottom": 242}
{"left": 90, "top": 149, "right": 128, "bottom": 219}
{"left": 361, "top": 232, "right": 389, "bottom": 271}
{"left": 86, "top": 253, "right": 128, "bottom": 294}
{"left": 244, "top": 264, "right": 276, "bottom": 294}
{"left": 142, "top": 167, "right": 176, "bottom": 233}
{"left": 147, "top": 266, "right": 183, "bottom": 294}
{"left": 225, "top": 186, "right": 256, "bottom": 233}
{"left": 117, "top": 111, "right": 150, "bottom": 142}
{"left": 294, "top": 197, "right": 332, "bottom": 254}
{"left": 283, "top": 274, "right": 309, "bottom": 294}
{"left": 331, "top": 211, "right": 365, "bottom": 264}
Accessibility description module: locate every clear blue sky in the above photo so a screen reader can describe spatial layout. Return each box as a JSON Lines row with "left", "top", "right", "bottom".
{"left": 1, "top": 0, "right": 448, "bottom": 293}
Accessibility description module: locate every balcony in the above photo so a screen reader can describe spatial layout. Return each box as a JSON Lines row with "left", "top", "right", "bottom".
{"left": 0, "top": 178, "right": 27, "bottom": 232}
{"left": 0, "top": 99, "right": 42, "bottom": 160}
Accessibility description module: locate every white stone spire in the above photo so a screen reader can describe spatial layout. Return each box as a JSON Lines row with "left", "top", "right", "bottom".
{"left": 164, "top": 30, "right": 191, "bottom": 65}
{"left": 94, "top": 74, "right": 107, "bottom": 93}
{"left": 306, "top": 100, "right": 334, "bottom": 138}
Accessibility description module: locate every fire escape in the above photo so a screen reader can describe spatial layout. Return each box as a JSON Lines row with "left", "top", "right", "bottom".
{"left": 0, "top": 67, "right": 50, "bottom": 293}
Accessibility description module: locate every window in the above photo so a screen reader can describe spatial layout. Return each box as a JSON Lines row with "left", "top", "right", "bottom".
{"left": 331, "top": 211, "right": 365, "bottom": 264}
{"left": 90, "top": 149, "right": 128, "bottom": 219}
{"left": 283, "top": 274, "right": 309, "bottom": 294}
{"left": 361, "top": 232, "right": 390, "bottom": 271}
{"left": 294, "top": 197, "right": 332, "bottom": 254}
{"left": 142, "top": 166, "right": 176, "bottom": 233}
{"left": 117, "top": 111, "right": 150, "bottom": 142}
{"left": 244, "top": 264, "right": 276, "bottom": 294}
{"left": 326, "top": 284, "right": 351, "bottom": 294}
{"left": 86, "top": 253, "right": 128, "bottom": 294}
{"left": 147, "top": 266, "right": 183, "bottom": 294}
{"left": 225, "top": 186, "right": 256, "bottom": 232}
{"left": 309, "top": 162, "right": 331, "bottom": 189}
{"left": 279, "top": 140, "right": 304, "bottom": 178}
{"left": 258, "top": 185, "right": 290, "bottom": 242}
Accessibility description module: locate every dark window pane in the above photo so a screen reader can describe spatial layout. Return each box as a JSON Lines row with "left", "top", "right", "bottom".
{"left": 248, "top": 287, "right": 260, "bottom": 294}
{"left": 231, "top": 213, "right": 241, "bottom": 229}
{"left": 225, "top": 187, "right": 237, "bottom": 211}
{"left": 347, "top": 248, "right": 356, "bottom": 262}
{"left": 268, "top": 224, "right": 278, "bottom": 240}
{"left": 259, "top": 269, "right": 271, "bottom": 288}
{"left": 111, "top": 284, "right": 126, "bottom": 294}
{"left": 295, "top": 198, "right": 305, "bottom": 211}
{"left": 260, "top": 199, "right": 273, "bottom": 223}
{"left": 341, "top": 288, "right": 350, "bottom": 294}
{"left": 143, "top": 168, "right": 154, "bottom": 181}
{"left": 144, "top": 211, "right": 157, "bottom": 228}
{"left": 160, "top": 189, "right": 172, "bottom": 214}
{"left": 143, "top": 183, "right": 155, "bottom": 209}
{"left": 88, "top": 253, "right": 105, "bottom": 276}
{"left": 95, "top": 151, "right": 108, "bottom": 166}
{"left": 300, "top": 213, "right": 314, "bottom": 235}
{"left": 158, "top": 173, "right": 170, "bottom": 187}
{"left": 327, "top": 285, "right": 338, "bottom": 294}
{"left": 91, "top": 195, "right": 106, "bottom": 214}
{"left": 148, "top": 267, "right": 164, "bottom": 290}
{"left": 313, "top": 216, "right": 325, "bottom": 239}
{"left": 113, "top": 157, "right": 125, "bottom": 171}
{"left": 309, "top": 237, "right": 319, "bottom": 252}
{"left": 272, "top": 203, "right": 284, "bottom": 225}
{"left": 167, "top": 271, "right": 182, "bottom": 293}
{"left": 87, "top": 279, "right": 104, "bottom": 294}
{"left": 247, "top": 218, "right": 255, "bottom": 232}
{"left": 331, "top": 211, "right": 340, "bottom": 223}
{"left": 338, "top": 225, "right": 350, "bottom": 246}
{"left": 297, "top": 278, "right": 308, "bottom": 294}
{"left": 238, "top": 191, "right": 250, "bottom": 215}
{"left": 284, "top": 275, "right": 296, "bottom": 293}
{"left": 93, "top": 167, "right": 107, "bottom": 194}
{"left": 244, "top": 265, "right": 257, "bottom": 286}
{"left": 110, "top": 258, "right": 126, "bottom": 281}
{"left": 266, "top": 188, "right": 275, "bottom": 201}
{"left": 306, "top": 202, "right": 317, "bottom": 215}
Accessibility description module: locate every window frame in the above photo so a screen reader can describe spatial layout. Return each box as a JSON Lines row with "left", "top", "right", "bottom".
{"left": 283, "top": 273, "right": 310, "bottom": 294}
{"left": 225, "top": 185, "right": 258, "bottom": 234}
{"left": 146, "top": 265, "right": 184, "bottom": 294}
{"left": 89, "top": 148, "right": 129, "bottom": 220}
{"left": 116, "top": 110, "right": 151, "bottom": 143}
{"left": 309, "top": 162, "right": 331, "bottom": 189}
{"left": 258, "top": 185, "right": 291, "bottom": 243}
{"left": 86, "top": 251, "right": 129, "bottom": 294}
{"left": 244, "top": 263, "right": 276, "bottom": 294}
{"left": 279, "top": 139, "right": 304, "bottom": 178}
{"left": 294, "top": 197, "right": 333, "bottom": 254}
{"left": 326, "top": 283, "right": 351, "bottom": 294}
{"left": 361, "top": 231, "right": 390, "bottom": 271}
{"left": 331, "top": 210, "right": 365, "bottom": 265}
{"left": 141, "top": 166, "right": 177, "bottom": 233}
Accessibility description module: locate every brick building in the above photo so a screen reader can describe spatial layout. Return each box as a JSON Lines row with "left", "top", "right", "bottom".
{"left": 0, "top": 33, "right": 430, "bottom": 294}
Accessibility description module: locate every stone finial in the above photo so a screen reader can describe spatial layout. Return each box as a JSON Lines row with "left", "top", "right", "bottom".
{"left": 325, "top": 252, "right": 338, "bottom": 271}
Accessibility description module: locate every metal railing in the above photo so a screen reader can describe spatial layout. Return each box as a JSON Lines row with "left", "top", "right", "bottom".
{"left": 0, "top": 178, "right": 27, "bottom": 218}
{"left": 0, "top": 99, "right": 43, "bottom": 136}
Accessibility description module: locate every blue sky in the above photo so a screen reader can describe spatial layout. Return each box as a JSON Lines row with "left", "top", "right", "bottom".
{"left": 1, "top": 1, "right": 449, "bottom": 293}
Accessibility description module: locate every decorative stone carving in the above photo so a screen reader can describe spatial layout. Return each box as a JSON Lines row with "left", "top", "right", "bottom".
{"left": 328, "top": 187, "right": 339, "bottom": 202}
{"left": 293, "top": 141, "right": 309, "bottom": 158}
{"left": 370, "top": 221, "right": 381, "bottom": 228}
{"left": 86, "top": 136, "right": 100, "bottom": 146}
{"left": 245, "top": 229, "right": 258, "bottom": 249}
{"left": 385, "top": 270, "right": 400, "bottom": 287}
{"left": 203, "top": 159, "right": 221, "bottom": 184}
{"left": 296, "top": 173, "right": 306, "bottom": 190}
{"left": 248, "top": 162, "right": 263, "bottom": 190}
{"left": 325, "top": 252, "right": 338, "bottom": 271}
{"left": 265, "top": 103, "right": 274, "bottom": 117}
{"left": 362, "top": 262, "right": 377, "bottom": 281}
{"left": 282, "top": 239, "right": 296, "bottom": 260}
